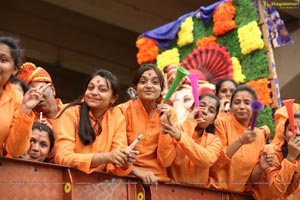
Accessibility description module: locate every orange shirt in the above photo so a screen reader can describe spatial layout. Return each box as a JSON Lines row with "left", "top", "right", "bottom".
{"left": 272, "top": 104, "right": 299, "bottom": 144}
{"left": 117, "top": 98, "right": 169, "bottom": 181}
{"left": 250, "top": 143, "right": 300, "bottom": 199}
{"left": 0, "top": 83, "right": 34, "bottom": 157}
{"left": 158, "top": 117, "right": 222, "bottom": 186}
{"left": 209, "top": 113, "right": 265, "bottom": 192}
{"left": 53, "top": 105, "right": 131, "bottom": 176}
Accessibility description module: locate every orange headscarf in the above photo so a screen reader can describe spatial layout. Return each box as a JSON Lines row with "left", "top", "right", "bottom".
{"left": 18, "top": 62, "right": 52, "bottom": 85}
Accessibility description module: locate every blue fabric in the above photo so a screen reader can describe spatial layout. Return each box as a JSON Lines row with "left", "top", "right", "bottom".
{"left": 263, "top": 0, "right": 294, "bottom": 48}
{"left": 143, "top": 12, "right": 195, "bottom": 49}
{"left": 195, "top": 0, "right": 227, "bottom": 25}
{"left": 142, "top": 0, "right": 228, "bottom": 48}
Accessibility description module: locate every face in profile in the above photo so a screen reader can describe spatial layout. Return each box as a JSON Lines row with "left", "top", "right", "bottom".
{"left": 136, "top": 69, "right": 162, "bottom": 102}
{"left": 231, "top": 90, "right": 253, "bottom": 124}
{"left": 26, "top": 129, "right": 51, "bottom": 162}
{"left": 84, "top": 75, "right": 117, "bottom": 111}
{"left": 0, "top": 44, "right": 17, "bottom": 88}
{"left": 196, "top": 95, "right": 218, "bottom": 129}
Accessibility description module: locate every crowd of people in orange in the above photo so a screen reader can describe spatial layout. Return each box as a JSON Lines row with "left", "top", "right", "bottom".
{"left": 1, "top": 36, "right": 300, "bottom": 199}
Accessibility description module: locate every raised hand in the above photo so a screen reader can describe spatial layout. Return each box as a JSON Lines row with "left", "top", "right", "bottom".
{"left": 21, "top": 83, "right": 52, "bottom": 115}
{"left": 287, "top": 135, "right": 300, "bottom": 162}
{"left": 239, "top": 128, "right": 257, "bottom": 145}
{"left": 260, "top": 152, "right": 274, "bottom": 170}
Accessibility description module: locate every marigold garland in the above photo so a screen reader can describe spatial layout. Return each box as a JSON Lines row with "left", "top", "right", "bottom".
{"left": 246, "top": 78, "right": 272, "bottom": 106}
{"left": 213, "top": 2, "right": 236, "bottom": 36}
{"left": 136, "top": 37, "right": 159, "bottom": 65}
{"left": 238, "top": 21, "right": 264, "bottom": 55}
{"left": 177, "top": 17, "right": 194, "bottom": 47}
{"left": 156, "top": 48, "right": 180, "bottom": 72}
{"left": 196, "top": 36, "right": 217, "bottom": 49}
{"left": 231, "top": 57, "right": 245, "bottom": 83}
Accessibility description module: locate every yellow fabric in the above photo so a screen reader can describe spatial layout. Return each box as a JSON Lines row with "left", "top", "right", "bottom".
{"left": 250, "top": 143, "right": 300, "bottom": 199}
{"left": 0, "top": 82, "right": 34, "bottom": 157}
{"left": 209, "top": 113, "right": 265, "bottom": 192}
{"left": 117, "top": 98, "right": 169, "bottom": 181}
{"left": 158, "top": 116, "right": 222, "bottom": 186}
{"left": 53, "top": 105, "right": 131, "bottom": 175}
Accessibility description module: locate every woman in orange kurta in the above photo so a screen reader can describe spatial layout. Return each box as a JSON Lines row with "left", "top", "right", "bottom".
{"left": 209, "top": 85, "right": 271, "bottom": 192}
{"left": 117, "top": 64, "right": 170, "bottom": 183}
{"left": 53, "top": 69, "right": 137, "bottom": 175}
{"left": 0, "top": 36, "right": 47, "bottom": 157}
{"left": 157, "top": 93, "right": 222, "bottom": 186}
{"left": 250, "top": 114, "right": 300, "bottom": 200}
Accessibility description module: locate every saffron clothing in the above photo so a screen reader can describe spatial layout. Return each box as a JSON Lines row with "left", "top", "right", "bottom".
{"left": 18, "top": 62, "right": 52, "bottom": 85}
{"left": 158, "top": 116, "right": 222, "bottom": 186}
{"left": 0, "top": 82, "right": 34, "bottom": 157}
{"left": 53, "top": 105, "right": 131, "bottom": 176}
{"left": 117, "top": 98, "right": 169, "bottom": 181}
{"left": 209, "top": 113, "right": 265, "bottom": 192}
{"left": 272, "top": 104, "right": 299, "bottom": 144}
{"left": 249, "top": 143, "right": 300, "bottom": 199}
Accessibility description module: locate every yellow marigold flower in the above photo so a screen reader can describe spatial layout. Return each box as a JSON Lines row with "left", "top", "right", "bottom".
{"left": 157, "top": 48, "right": 180, "bottom": 72}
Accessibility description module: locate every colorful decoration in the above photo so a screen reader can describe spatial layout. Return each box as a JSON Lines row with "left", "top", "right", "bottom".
{"left": 177, "top": 17, "right": 194, "bottom": 47}
{"left": 196, "top": 36, "right": 217, "bottom": 49}
{"left": 181, "top": 45, "right": 233, "bottom": 84}
{"left": 136, "top": 0, "right": 292, "bottom": 137}
{"left": 136, "top": 38, "right": 159, "bottom": 65}
{"left": 263, "top": 0, "right": 294, "bottom": 48}
{"left": 246, "top": 78, "right": 272, "bottom": 106}
{"left": 213, "top": 1, "right": 236, "bottom": 36}
{"left": 156, "top": 48, "right": 180, "bottom": 72}
{"left": 238, "top": 21, "right": 264, "bottom": 55}
{"left": 231, "top": 57, "right": 245, "bottom": 83}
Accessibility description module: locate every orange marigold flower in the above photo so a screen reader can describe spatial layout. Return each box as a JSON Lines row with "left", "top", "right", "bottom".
{"left": 246, "top": 78, "right": 272, "bottom": 106}
{"left": 196, "top": 36, "right": 217, "bottom": 49}
{"left": 136, "top": 37, "right": 159, "bottom": 65}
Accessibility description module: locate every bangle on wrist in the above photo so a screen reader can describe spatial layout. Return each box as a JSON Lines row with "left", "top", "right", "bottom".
{"left": 238, "top": 136, "right": 243, "bottom": 146}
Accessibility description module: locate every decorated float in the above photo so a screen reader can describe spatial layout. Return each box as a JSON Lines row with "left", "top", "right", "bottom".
{"left": 136, "top": 0, "right": 293, "bottom": 138}
{"left": 0, "top": 0, "right": 294, "bottom": 199}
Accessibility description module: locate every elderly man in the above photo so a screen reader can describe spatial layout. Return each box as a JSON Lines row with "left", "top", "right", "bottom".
{"left": 18, "top": 62, "right": 63, "bottom": 127}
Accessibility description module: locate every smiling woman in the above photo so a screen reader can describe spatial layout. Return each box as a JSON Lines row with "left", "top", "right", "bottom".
{"left": 53, "top": 68, "right": 138, "bottom": 175}
{"left": 0, "top": 36, "right": 47, "bottom": 158}
{"left": 20, "top": 122, "right": 54, "bottom": 162}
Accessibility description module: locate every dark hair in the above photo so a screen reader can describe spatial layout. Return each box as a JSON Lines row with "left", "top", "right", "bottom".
{"left": 57, "top": 69, "right": 119, "bottom": 145}
{"left": 281, "top": 113, "right": 300, "bottom": 158}
{"left": 10, "top": 76, "right": 29, "bottom": 94}
{"left": 132, "top": 63, "right": 165, "bottom": 91}
{"left": 32, "top": 122, "right": 54, "bottom": 161}
{"left": 198, "top": 93, "right": 220, "bottom": 134}
{"left": 215, "top": 78, "right": 238, "bottom": 97}
{"left": 0, "top": 36, "right": 23, "bottom": 69}
{"left": 230, "top": 85, "right": 257, "bottom": 105}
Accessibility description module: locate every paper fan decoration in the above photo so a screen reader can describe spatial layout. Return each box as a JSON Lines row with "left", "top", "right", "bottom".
{"left": 180, "top": 45, "right": 233, "bottom": 84}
